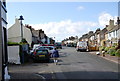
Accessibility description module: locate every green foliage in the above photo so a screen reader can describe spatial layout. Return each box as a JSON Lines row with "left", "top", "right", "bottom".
{"left": 99, "top": 46, "right": 102, "bottom": 51}
{"left": 19, "top": 42, "right": 28, "bottom": 45}
{"left": 113, "top": 43, "right": 118, "bottom": 47}
{"left": 20, "top": 38, "right": 28, "bottom": 45}
{"left": 104, "top": 47, "right": 110, "bottom": 52}
{"left": 108, "top": 47, "right": 116, "bottom": 56}
{"left": 8, "top": 38, "right": 28, "bottom": 46}
{"left": 115, "top": 49, "right": 120, "bottom": 57}
{"left": 99, "top": 46, "right": 105, "bottom": 51}
{"left": 111, "top": 46, "right": 116, "bottom": 49}
{"left": 7, "top": 41, "right": 19, "bottom": 46}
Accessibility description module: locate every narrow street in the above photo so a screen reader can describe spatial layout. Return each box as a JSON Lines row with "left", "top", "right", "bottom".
{"left": 0, "top": 2, "right": 119, "bottom": 81}
{"left": 8, "top": 47, "right": 119, "bottom": 81}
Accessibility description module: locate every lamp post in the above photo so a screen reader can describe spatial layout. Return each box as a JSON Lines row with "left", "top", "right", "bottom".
{"left": 18, "top": 15, "right": 24, "bottom": 63}
{"left": 18, "top": 15, "right": 24, "bottom": 41}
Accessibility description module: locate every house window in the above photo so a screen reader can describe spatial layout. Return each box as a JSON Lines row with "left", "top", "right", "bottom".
{"left": 116, "top": 30, "right": 117, "bottom": 38}
{"left": 109, "top": 33, "right": 111, "bottom": 37}
{"left": 113, "top": 31, "right": 115, "bottom": 38}
{"left": 108, "top": 33, "right": 111, "bottom": 40}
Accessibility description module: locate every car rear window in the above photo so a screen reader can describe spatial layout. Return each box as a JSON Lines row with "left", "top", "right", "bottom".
{"left": 43, "top": 47, "right": 54, "bottom": 50}
{"left": 36, "top": 50, "right": 48, "bottom": 54}
{"left": 47, "top": 47, "right": 53, "bottom": 50}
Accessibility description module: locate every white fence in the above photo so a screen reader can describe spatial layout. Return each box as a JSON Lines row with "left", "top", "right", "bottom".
{"left": 8, "top": 46, "right": 21, "bottom": 64}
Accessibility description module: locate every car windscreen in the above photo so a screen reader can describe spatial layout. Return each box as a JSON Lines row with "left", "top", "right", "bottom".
{"left": 58, "top": 44, "right": 61, "bottom": 46}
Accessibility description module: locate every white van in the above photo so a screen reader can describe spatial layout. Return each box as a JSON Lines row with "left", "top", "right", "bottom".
{"left": 76, "top": 41, "right": 88, "bottom": 51}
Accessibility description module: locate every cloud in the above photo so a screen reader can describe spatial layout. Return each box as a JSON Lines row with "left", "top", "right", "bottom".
{"left": 98, "top": 12, "right": 117, "bottom": 27}
{"left": 30, "top": 12, "right": 117, "bottom": 41}
{"left": 77, "top": 6, "right": 85, "bottom": 10}
{"left": 30, "top": 20, "right": 98, "bottom": 41}
{"left": 7, "top": 0, "right": 118, "bottom": 2}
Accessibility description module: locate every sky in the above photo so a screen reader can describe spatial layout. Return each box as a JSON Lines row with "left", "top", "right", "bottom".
{"left": 7, "top": 2, "right": 118, "bottom": 42}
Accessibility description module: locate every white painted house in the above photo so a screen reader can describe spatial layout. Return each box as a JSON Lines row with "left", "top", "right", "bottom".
{"left": 8, "top": 18, "right": 32, "bottom": 45}
{"left": 117, "top": 28, "right": 120, "bottom": 39}
{"left": 106, "top": 19, "right": 120, "bottom": 46}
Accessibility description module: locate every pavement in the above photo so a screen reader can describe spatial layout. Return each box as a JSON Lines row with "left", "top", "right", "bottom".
{"left": 8, "top": 63, "right": 50, "bottom": 81}
{"left": 89, "top": 51, "right": 120, "bottom": 64}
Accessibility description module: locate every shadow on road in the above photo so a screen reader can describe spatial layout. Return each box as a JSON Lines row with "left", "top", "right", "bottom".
{"left": 50, "top": 71, "right": 119, "bottom": 81}
{"left": 9, "top": 71, "right": 119, "bottom": 81}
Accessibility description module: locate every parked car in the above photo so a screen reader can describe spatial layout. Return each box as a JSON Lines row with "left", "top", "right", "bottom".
{"left": 30, "top": 44, "right": 41, "bottom": 55}
{"left": 73, "top": 43, "right": 77, "bottom": 47}
{"left": 41, "top": 44, "right": 54, "bottom": 46}
{"left": 30, "top": 44, "right": 56, "bottom": 56}
{"left": 76, "top": 41, "right": 88, "bottom": 52}
{"left": 66, "top": 44, "right": 72, "bottom": 47}
{"left": 66, "top": 43, "right": 76, "bottom": 47}
{"left": 33, "top": 48, "right": 50, "bottom": 62}
{"left": 41, "top": 46, "right": 55, "bottom": 57}
{"left": 55, "top": 42, "right": 62, "bottom": 49}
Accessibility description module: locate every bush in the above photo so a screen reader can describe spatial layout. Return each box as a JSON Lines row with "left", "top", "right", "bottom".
{"left": 19, "top": 38, "right": 28, "bottom": 45}
{"left": 19, "top": 42, "right": 28, "bottom": 45}
{"left": 113, "top": 43, "right": 118, "bottom": 47}
{"left": 115, "top": 49, "right": 120, "bottom": 57}
{"left": 99, "top": 46, "right": 105, "bottom": 51}
{"left": 7, "top": 41, "right": 19, "bottom": 46}
{"left": 108, "top": 47, "right": 116, "bottom": 56}
{"left": 104, "top": 47, "right": 110, "bottom": 52}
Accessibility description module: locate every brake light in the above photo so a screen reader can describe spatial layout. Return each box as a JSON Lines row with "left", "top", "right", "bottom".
{"left": 49, "top": 53, "right": 51, "bottom": 56}
{"left": 34, "top": 51, "right": 36, "bottom": 55}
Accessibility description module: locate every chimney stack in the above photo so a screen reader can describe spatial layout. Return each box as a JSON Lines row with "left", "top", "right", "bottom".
{"left": 109, "top": 19, "right": 114, "bottom": 26}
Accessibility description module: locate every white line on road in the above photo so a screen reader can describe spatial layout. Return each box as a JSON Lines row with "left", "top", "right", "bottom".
{"left": 35, "top": 73, "right": 46, "bottom": 80}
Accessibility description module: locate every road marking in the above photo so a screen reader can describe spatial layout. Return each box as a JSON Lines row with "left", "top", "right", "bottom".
{"left": 35, "top": 73, "right": 46, "bottom": 80}
{"left": 38, "top": 71, "right": 46, "bottom": 74}
{"left": 51, "top": 71, "right": 56, "bottom": 79}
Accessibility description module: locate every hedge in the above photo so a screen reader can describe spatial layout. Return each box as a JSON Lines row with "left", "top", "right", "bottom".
{"left": 104, "top": 47, "right": 110, "bottom": 52}
{"left": 99, "top": 46, "right": 105, "bottom": 51}
{"left": 108, "top": 47, "right": 116, "bottom": 56}
{"left": 7, "top": 41, "right": 20, "bottom": 46}
{"left": 115, "top": 49, "right": 120, "bottom": 57}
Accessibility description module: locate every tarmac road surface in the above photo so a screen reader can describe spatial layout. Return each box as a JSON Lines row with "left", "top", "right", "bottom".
{"left": 8, "top": 47, "right": 119, "bottom": 81}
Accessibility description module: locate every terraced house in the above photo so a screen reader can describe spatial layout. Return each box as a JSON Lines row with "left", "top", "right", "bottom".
{"left": 106, "top": 17, "right": 120, "bottom": 47}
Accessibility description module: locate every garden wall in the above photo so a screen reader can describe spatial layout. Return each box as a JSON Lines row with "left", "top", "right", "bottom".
{"left": 8, "top": 46, "right": 21, "bottom": 64}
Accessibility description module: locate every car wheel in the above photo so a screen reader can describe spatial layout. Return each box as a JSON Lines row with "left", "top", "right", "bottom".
{"left": 33, "top": 59, "right": 37, "bottom": 63}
